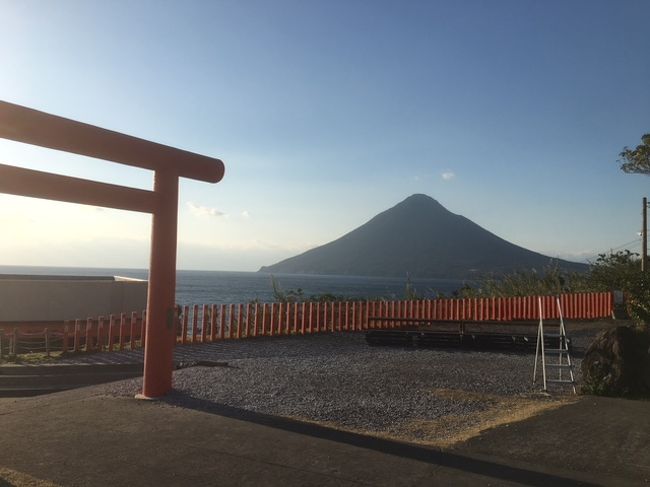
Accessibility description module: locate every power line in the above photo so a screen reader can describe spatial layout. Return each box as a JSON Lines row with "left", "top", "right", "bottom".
{"left": 581, "top": 238, "right": 641, "bottom": 263}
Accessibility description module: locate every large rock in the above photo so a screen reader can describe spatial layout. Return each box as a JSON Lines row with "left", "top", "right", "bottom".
{"left": 581, "top": 326, "right": 650, "bottom": 396}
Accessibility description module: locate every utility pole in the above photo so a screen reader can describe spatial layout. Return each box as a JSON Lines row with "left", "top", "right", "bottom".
{"left": 643, "top": 197, "right": 648, "bottom": 273}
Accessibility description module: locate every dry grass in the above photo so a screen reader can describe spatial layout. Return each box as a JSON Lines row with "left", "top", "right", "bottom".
{"left": 291, "top": 389, "right": 576, "bottom": 450}
{"left": 0, "top": 468, "right": 59, "bottom": 487}
{"left": 400, "top": 388, "right": 576, "bottom": 448}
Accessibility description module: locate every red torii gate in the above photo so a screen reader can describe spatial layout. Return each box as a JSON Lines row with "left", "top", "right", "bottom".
{"left": 0, "top": 100, "right": 225, "bottom": 398}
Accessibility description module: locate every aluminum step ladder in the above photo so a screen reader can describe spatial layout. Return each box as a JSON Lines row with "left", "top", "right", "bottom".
{"left": 533, "top": 296, "right": 576, "bottom": 394}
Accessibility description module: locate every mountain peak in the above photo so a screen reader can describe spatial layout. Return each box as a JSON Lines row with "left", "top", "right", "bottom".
{"left": 259, "top": 195, "right": 587, "bottom": 278}
{"left": 391, "top": 194, "right": 449, "bottom": 216}
{"left": 404, "top": 193, "right": 436, "bottom": 202}
{"left": 401, "top": 193, "right": 439, "bottom": 205}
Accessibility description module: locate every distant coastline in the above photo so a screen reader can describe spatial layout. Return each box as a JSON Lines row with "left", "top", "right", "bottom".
{"left": 0, "top": 265, "right": 467, "bottom": 306}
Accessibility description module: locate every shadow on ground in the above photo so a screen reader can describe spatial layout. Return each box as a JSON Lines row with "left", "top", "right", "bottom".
{"left": 162, "top": 391, "right": 595, "bottom": 487}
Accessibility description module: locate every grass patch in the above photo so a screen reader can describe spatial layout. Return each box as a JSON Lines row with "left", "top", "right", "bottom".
{"left": 0, "top": 352, "right": 63, "bottom": 366}
{"left": 0, "top": 467, "right": 60, "bottom": 487}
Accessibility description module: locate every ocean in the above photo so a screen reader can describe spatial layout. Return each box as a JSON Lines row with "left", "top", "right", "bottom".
{"left": 0, "top": 265, "right": 468, "bottom": 306}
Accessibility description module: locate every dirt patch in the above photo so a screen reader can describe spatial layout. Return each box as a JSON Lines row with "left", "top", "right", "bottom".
{"left": 0, "top": 468, "right": 59, "bottom": 487}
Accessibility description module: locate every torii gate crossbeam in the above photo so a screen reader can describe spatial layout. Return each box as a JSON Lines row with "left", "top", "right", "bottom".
{"left": 0, "top": 100, "right": 225, "bottom": 398}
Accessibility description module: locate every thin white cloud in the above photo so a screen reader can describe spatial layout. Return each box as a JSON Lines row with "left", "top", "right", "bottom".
{"left": 441, "top": 171, "right": 455, "bottom": 181}
{"left": 186, "top": 201, "right": 226, "bottom": 218}
{"left": 241, "top": 210, "right": 250, "bottom": 219}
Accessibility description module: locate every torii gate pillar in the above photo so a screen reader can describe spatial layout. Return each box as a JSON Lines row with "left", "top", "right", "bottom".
{"left": 0, "top": 100, "right": 224, "bottom": 398}
{"left": 143, "top": 170, "right": 179, "bottom": 397}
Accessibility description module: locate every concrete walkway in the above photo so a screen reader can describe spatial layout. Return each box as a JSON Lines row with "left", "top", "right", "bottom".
{"left": 0, "top": 386, "right": 648, "bottom": 486}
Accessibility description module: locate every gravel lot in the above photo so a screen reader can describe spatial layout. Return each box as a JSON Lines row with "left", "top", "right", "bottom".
{"left": 98, "top": 323, "right": 611, "bottom": 445}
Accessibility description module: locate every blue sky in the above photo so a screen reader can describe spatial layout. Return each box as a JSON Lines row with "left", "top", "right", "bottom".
{"left": 1, "top": 0, "right": 649, "bottom": 271}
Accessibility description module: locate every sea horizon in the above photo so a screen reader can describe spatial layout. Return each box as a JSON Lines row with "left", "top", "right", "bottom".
{"left": 0, "top": 265, "right": 469, "bottom": 306}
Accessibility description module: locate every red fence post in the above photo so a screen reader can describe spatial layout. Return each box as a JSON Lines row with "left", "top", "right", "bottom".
{"left": 282, "top": 303, "right": 288, "bottom": 335}
{"left": 590, "top": 292, "right": 595, "bottom": 319}
{"left": 140, "top": 310, "right": 147, "bottom": 348}
{"left": 358, "top": 301, "right": 363, "bottom": 330}
{"left": 202, "top": 304, "right": 209, "bottom": 342}
{"left": 318, "top": 301, "right": 327, "bottom": 331}
{"left": 181, "top": 306, "right": 189, "bottom": 344}
{"left": 578, "top": 293, "right": 585, "bottom": 319}
{"left": 72, "top": 319, "right": 81, "bottom": 352}
{"left": 210, "top": 304, "right": 218, "bottom": 341}
{"left": 307, "top": 301, "right": 314, "bottom": 335}
{"left": 218, "top": 304, "right": 226, "bottom": 339}
{"left": 251, "top": 303, "right": 258, "bottom": 338}
{"left": 243, "top": 303, "right": 249, "bottom": 338}
{"left": 107, "top": 315, "right": 115, "bottom": 352}
{"left": 97, "top": 316, "right": 104, "bottom": 351}
{"left": 521, "top": 297, "right": 526, "bottom": 320}
{"left": 363, "top": 301, "right": 368, "bottom": 330}
{"left": 325, "top": 302, "right": 331, "bottom": 332}
{"left": 85, "top": 318, "right": 93, "bottom": 352}
{"left": 62, "top": 322, "right": 69, "bottom": 353}
{"left": 118, "top": 313, "right": 126, "bottom": 351}
{"left": 608, "top": 292, "right": 614, "bottom": 317}
{"left": 291, "top": 302, "right": 298, "bottom": 335}
{"left": 337, "top": 302, "right": 342, "bottom": 331}
{"left": 191, "top": 305, "right": 199, "bottom": 343}
{"left": 269, "top": 303, "right": 276, "bottom": 336}
{"left": 316, "top": 302, "right": 322, "bottom": 333}
{"left": 277, "top": 302, "right": 283, "bottom": 336}
{"left": 130, "top": 312, "right": 137, "bottom": 349}
{"left": 226, "top": 304, "right": 233, "bottom": 338}
{"left": 350, "top": 301, "right": 357, "bottom": 331}
{"left": 578, "top": 293, "right": 583, "bottom": 318}
{"left": 237, "top": 304, "right": 244, "bottom": 338}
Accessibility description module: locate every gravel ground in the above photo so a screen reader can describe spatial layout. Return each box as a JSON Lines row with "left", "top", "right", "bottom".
{"left": 97, "top": 325, "right": 607, "bottom": 443}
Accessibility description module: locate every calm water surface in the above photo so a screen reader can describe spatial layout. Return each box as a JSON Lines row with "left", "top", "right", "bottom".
{"left": 0, "top": 265, "right": 468, "bottom": 306}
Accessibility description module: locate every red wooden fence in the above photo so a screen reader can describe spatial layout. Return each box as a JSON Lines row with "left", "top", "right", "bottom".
{"left": 0, "top": 292, "right": 613, "bottom": 355}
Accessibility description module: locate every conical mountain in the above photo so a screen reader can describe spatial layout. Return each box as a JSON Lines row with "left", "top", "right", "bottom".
{"left": 259, "top": 194, "right": 586, "bottom": 278}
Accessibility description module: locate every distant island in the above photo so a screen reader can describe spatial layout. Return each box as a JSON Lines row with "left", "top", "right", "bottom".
{"left": 259, "top": 194, "right": 587, "bottom": 279}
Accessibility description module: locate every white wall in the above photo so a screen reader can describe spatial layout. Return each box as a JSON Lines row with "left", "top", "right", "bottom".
{"left": 0, "top": 277, "right": 148, "bottom": 322}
